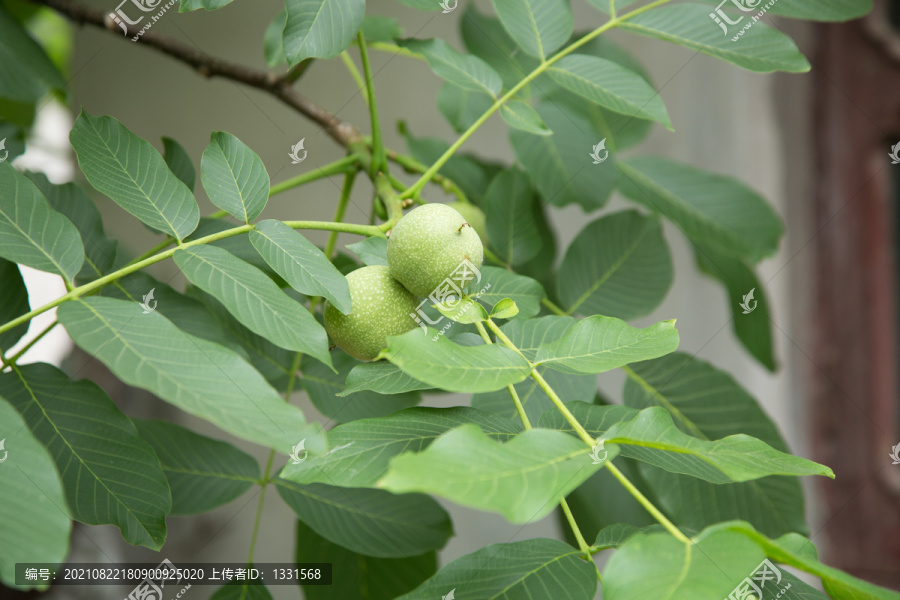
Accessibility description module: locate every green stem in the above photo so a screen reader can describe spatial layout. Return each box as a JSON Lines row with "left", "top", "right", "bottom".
{"left": 621, "top": 365, "right": 708, "bottom": 440}
{"left": 0, "top": 219, "right": 382, "bottom": 338}
{"left": 324, "top": 170, "right": 358, "bottom": 260}
{"left": 483, "top": 318, "right": 530, "bottom": 362}
{"left": 357, "top": 32, "right": 386, "bottom": 175}
{"left": 541, "top": 297, "right": 567, "bottom": 316}
{"left": 605, "top": 461, "right": 689, "bottom": 543}
{"left": 270, "top": 154, "right": 361, "bottom": 196}
{"left": 474, "top": 322, "right": 531, "bottom": 428}
{"left": 473, "top": 321, "right": 493, "bottom": 344}
{"left": 484, "top": 319, "right": 594, "bottom": 446}
{"left": 340, "top": 51, "right": 369, "bottom": 108}
{"left": 559, "top": 497, "right": 601, "bottom": 579}
{"left": 387, "top": 151, "right": 469, "bottom": 204}
{"left": 482, "top": 294, "right": 687, "bottom": 548}
{"left": 125, "top": 237, "right": 176, "bottom": 267}
{"left": 609, "top": 0, "right": 616, "bottom": 19}
{"left": 246, "top": 450, "right": 274, "bottom": 565}
{"left": 483, "top": 247, "right": 508, "bottom": 269}
{"left": 401, "top": 0, "right": 672, "bottom": 200}
{"left": 0, "top": 319, "right": 58, "bottom": 367}
{"left": 366, "top": 41, "right": 424, "bottom": 61}
{"left": 247, "top": 351, "right": 303, "bottom": 565}
{"left": 203, "top": 154, "right": 361, "bottom": 223}
{"left": 479, "top": 320, "right": 595, "bottom": 565}
{"left": 531, "top": 369, "right": 597, "bottom": 446}
{"left": 373, "top": 172, "right": 404, "bottom": 230}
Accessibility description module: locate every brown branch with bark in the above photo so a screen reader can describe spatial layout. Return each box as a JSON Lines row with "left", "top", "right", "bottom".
{"left": 29, "top": 0, "right": 360, "bottom": 147}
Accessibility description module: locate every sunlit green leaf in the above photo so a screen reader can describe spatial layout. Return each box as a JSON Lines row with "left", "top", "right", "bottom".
{"left": 473, "top": 266, "right": 544, "bottom": 319}
{"left": 603, "top": 528, "right": 764, "bottom": 600}
{"left": 535, "top": 315, "right": 679, "bottom": 374}
{"left": 379, "top": 425, "right": 609, "bottom": 522}
{"left": 381, "top": 328, "right": 532, "bottom": 393}
{"left": 281, "top": 407, "right": 519, "bottom": 487}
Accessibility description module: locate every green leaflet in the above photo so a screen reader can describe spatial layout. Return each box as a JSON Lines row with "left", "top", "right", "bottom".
{"left": 0, "top": 396, "right": 71, "bottom": 589}
{"left": 379, "top": 425, "right": 609, "bottom": 523}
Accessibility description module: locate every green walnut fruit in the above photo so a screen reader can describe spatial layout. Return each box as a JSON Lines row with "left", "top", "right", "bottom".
{"left": 387, "top": 203, "right": 484, "bottom": 298}
{"left": 447, "top": 201, "right": 488, "bottom": 245}
{"left": 323, "top": 265, "right": 420, "bottom": 361}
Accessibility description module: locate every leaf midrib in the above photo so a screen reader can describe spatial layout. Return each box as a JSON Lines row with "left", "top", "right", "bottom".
{"left": 566, "top": 219, "right": 650, "bottom": 314}
{"left": 83, "top": 116, "right": 182, "bottom": 239}
{"left": 621, "top": 161, "right": 759, "bottom": 262}
{"left": 0, "top": 179, "right": 73, "bottom": 282}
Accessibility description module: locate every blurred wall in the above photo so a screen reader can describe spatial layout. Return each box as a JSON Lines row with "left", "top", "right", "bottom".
{"left": 19, "top": 0, "right": 826, "bottom": 597}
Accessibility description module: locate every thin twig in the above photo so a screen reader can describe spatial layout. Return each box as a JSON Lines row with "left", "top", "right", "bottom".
{"left": 28, "top": 0, "right": 359, "bottom": 147}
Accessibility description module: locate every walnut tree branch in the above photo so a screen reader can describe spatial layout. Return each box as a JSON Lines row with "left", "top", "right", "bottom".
{"left": 28, "top": 0, "right": 359, "bottom": 147}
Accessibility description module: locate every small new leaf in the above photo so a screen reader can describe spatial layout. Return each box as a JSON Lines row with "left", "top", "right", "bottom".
{"left": 490, "top": 298, "right": 519, "bottom": 319}
{"left": 433, "top": 296, "right": 488, "bottom": 324}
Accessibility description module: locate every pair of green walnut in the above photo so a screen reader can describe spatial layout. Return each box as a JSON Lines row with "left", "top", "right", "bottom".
{"left": 324, "top": 203, "right": 485, "bottom": 361}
